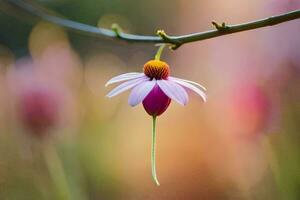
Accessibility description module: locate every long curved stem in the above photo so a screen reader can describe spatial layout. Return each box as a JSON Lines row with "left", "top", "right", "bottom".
{"left": 151, "top": 116, "right": 160, "bottom": 186}
{"left": 4, "top": 0, "right": 300, "bottom": 49}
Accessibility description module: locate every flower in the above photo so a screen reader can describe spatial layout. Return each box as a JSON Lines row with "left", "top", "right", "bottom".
{"left": 105, "top": 60, "right": 207, "bottom": 116}
{"left": 18, "top": 86, "right": 61, "bottom": 136}
{"left": 105, "top": 58, "right": 207, "bottom": 186}
{"left": 7, "top": 57, "right": 77, "bottom": 138}
{"left": 105, "top": 45, "right": 207, "bottom": 186}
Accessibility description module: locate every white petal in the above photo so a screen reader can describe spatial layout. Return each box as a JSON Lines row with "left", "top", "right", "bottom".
{"left": 169, "top": 77, "right": 206, "bottom": 91}
{"left": 106, "top": 76, "right": 149, "bottom": 98}
{"left": 105, "top": 72, "right": 145, "bottom": 86}
{"left": 157, "top": 79, "right": 188, "bottom": 106}
{"left": 171, "top": 79, "right": 207, "bottom": 102}
{"left": 128, "top": 80, "right": 156, "bottom": 107}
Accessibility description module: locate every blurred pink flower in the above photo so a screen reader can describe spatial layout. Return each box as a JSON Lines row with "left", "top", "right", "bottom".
{"left": 6, "top": 57, "right": 77, "bottom": 137}
{"left": 18, "top": 86, "right": 60, "bottom": 136}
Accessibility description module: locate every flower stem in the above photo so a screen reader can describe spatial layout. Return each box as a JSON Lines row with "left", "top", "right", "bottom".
{"left": 154, "top": 44, "right": 166, "bottom": 61}
{"left": 43, "top": 143, "right": 71, "bottom": 200}
{"left": 151, "top": 116, "right": 160, "bottom": 186}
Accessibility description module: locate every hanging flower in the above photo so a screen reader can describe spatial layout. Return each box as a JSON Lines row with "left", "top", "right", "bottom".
{"left": 105, "top": 45, "right": 207, "bottom": 185}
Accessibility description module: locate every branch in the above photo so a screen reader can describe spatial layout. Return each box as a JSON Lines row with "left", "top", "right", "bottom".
{"left": 4, "top": 0, "right": 300, "bottom": 49}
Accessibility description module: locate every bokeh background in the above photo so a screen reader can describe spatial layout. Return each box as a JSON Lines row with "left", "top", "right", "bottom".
{"left": 0, "top": 0, "right": 299, "bottom": 199}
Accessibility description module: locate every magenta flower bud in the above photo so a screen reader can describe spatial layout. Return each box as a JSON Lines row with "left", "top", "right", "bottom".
{"left": 142, "top": 84, "right": 171, "bottom": 116}
{"left": 19, "top": 88, "right": 60, "bottom": 137}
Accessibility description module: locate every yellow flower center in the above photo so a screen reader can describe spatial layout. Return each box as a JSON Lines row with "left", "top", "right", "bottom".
{"left": 143, "top": 60, "right": 170, "bottom": 80}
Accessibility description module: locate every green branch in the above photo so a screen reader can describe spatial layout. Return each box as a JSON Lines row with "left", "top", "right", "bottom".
{"left": 4, "top": 0, "right": 300, "bottom": 49}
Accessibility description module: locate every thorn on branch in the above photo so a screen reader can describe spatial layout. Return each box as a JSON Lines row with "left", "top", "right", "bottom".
{"left": 157, "top": 30, "right": 182, "bottom": 50}
{"left": 212, "top": 21, "right": 229, "bottom": 31}
{"left": 111, "top": 23, "right": 123, "bottom": 38}
{"left": 157, "top": 30, "right": 170, "bottom": 41}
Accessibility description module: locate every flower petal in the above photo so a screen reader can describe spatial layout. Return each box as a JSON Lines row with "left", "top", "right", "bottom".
{"left": 171, "top": 79, "right": 207, "bottom": 102}
{"left": 106, "top": 76, "right": 149, "bottom": 98}
{"left": 169, "top": 77, "right": 206, "bottom": 91}
{"left": 105, "top": 72, "right": 145, "bottom": 86}
{"left": 128, "top": 80, "right": 156, "bottom": 107}
{"left": 157, "top": 80, "right": 188, "bottom": 105}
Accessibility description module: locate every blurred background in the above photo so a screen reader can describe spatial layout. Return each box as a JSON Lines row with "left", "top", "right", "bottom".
{"left": 0, "top": 0, "right": 299, "bottom": 199}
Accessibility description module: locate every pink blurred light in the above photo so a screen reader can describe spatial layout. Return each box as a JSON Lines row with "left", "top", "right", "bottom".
{"left": 225, "top": 83, "right": 272, "bottom": 139}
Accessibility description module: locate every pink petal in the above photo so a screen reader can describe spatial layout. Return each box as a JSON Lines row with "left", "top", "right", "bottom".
{"left": 171, "top": 79, "right": 207, "bottom": 102}
{"left": 128, "top": 80, "right": 156, "bottom": 107}
{"left": 157, "top": 80, "right": 188, "bottom": 106}
{"left": 142, "top": 84, "right": 171, "bottom": 116}
{"left": 105, "top": 72, "right": 145, "bottom": 86}
{"left": 169, "top": 77, "right": 206, "bottom": 91}
{"left": 106, "top": 76, "right": 149, "bottom": 98}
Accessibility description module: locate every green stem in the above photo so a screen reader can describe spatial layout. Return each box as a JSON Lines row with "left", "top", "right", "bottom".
{"left": 151, "top": 116, "right": 160, "bottom": 186}
{"left": 43, "top": 143, "right": 71, "bottom": 200}
{"left": 154, "top": 44, "right": 166, "bottom": 61}
{"left": 5, "top": 0, "right": 300, "bottom": 49}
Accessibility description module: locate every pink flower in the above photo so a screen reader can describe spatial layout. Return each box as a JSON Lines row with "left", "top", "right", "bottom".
{"left": 105, "top": 57, "right": 207, "bottom": 186}
{"left": 18, "top": 87, "right": 60, "bottom": 136}
{"left": 7, "top": 58, "right": 76, "bottom": 138}
{"left": 105, "top": 60, "right": 207, "bottom": 116}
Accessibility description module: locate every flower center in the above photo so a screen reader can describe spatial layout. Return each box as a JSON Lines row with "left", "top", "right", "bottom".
{"left": 143, "top": 60, "right": 170, "bottom": 80}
